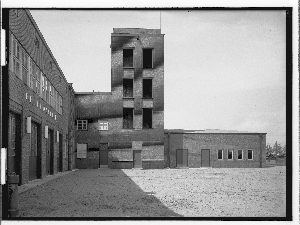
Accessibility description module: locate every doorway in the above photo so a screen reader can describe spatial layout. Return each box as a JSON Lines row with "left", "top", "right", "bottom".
{"left": 58, "top": 133, "right": 63, "bottom": 172}
{"left": 29, "top": 121, "right": 41, "bottom": 181}
{"left": 49, "top": 129, "right": 54, "bottom": 174}
{"left": 201, "top": 149, "right": 210, "bottom": 167}
{"left": 99, "top": 143, "right": 108, "bottom": 168}
{"left": 133, "top": 150, "right": 142, "bottom": 168}
{"left": 176, "top": 149, "right": 188, "bottom": 168}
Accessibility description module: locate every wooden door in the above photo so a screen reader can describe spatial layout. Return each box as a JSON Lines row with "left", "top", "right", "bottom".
{"left": 46, "top": 133, "right": 50, "bottom": 175}
{"left": 58, "top": 133, "right": 63, "bottom": 172}
{"left": 49, "top": 129, "right": 54, "bottom": 174}
{"left": 133, "top": 150, "right": 142, "bottom": 168}
{"left": 99, "top": 143, "right": 108, "bottom": 168}
{"left": 201, "top": 149, "right": 210, "bottom": 167}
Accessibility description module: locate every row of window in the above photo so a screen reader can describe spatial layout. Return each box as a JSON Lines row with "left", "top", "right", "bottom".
{"left": 123, "top": 48, "right": 153, "bottom": 68}
{"left": 217, "top": 149, "right": 253, "bottom": 160}
{"left": 10, "top": 33, "right": 63, "bottom": 115}
{"left": 123, "top": 78, "right": 152, "bottom": 98}
{"left": 76, "top": 108, "right": 153, "bottom": 130}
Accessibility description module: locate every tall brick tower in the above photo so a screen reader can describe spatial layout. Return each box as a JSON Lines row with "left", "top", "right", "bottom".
{"left": 75, "top": 28, "right": 164, "bottom": 169}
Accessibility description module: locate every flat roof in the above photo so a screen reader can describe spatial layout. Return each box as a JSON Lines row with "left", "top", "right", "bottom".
{"left": 164, "top": 129, "right": 267, "bottom": 135}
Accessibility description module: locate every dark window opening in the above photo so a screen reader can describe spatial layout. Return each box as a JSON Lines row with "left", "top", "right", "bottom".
{"left": 143, "top": 79, "right": 152, "bottom": 98}
{"left": 228, "top": 150, "right": 233, "bottom": 160}
{"left": 248, "top": 150, "right": 253, "bottom": 160}
{"left": 123, "top": 79, "right": 133, "bottom": 97}
{"left": 238, "top": 150, "right": 243, "bottom": 160}
{"left": 143, "top": 108, "right": 152, "bottom": 129}
{"left": 123, "top": 108, "right": 133, "bottom": 129}
{"left": 143, "top": 49, "right": 153, "bottom": 68}
{"left": 123, "top": 49, "right": 133, "bottom": 68}
{"left": 217, "top": 150, "right": 223, "bottom": 160}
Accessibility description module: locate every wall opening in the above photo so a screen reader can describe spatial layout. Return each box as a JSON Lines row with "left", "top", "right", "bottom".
{"left": 123, "top": 108, "right": 133, "bottom": 129}
{"left": 123, "top": 79, "right": 133, "bottom": 97}
{"left": 143, "top": 79, "right": 152, "bottom": 98}
{"left": 123, "top": 49, "right": 133, "bottom": 68}
{"left": 142, "top": 108, "right": 152, "bottom": 129}
{"left": 143, "top": 49, "right": 153, "bottom": 68}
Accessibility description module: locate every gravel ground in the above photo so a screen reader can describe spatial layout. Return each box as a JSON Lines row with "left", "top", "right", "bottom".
{"left": 15, "top": 166, "right": 285, "bottom": 217}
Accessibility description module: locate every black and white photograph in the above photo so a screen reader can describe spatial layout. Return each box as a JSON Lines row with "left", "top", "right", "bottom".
{"left": 0, "top": 0, "right": 296, "bottom": 222}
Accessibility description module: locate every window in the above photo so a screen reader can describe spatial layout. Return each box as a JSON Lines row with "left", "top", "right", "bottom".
{"left": 59, "top": 96, "right": 62, "bottom": 115}
{"left": 143, "top": 49, "right": 153, "bottom": 68}
{"left": 77, "top": 120, "right": 88, "bottom": 130}
{"left": 143, "top": 79, "right": 152, "bottom": 98}
{"left": 142, "top": 108, "right": 152, "bottom": 129}
{"left": 32, "top": 62, "right": 37, "bottom": 92}
{"left": 22, "top": 49, "right": 29, "bottom": 85}
{"left": 238, "top": 150, "right": 243, "bottom": 160}
{"left": 217, "top": 150, "right": 223, "bottom": 160}
{"left": 29, "top": 59, "right": 34, "bottom": 89}
{"left": 13, "top": 39, "right": 21, "bottom": 79}
{"left": 228, "top": 150, "right": 233, "bottom": 160}
{"left": 123, "top": 49, "right": 133, "bottom": 68}
{"left": 56, "top": 91, "right": 59, "bottom": 112}
{"left": 248, "top": 150, "right": 253, "bottom": 160}
{"left": 123, "top": 79, "right": 133, "bottom": 97}
{"left": 36, "top": 68, "right": 41, "bottom": 96}
{"left": 41, "top": 74, "right": 46, "bottom": 100}
{"left": 123, "top": 108, "right": 133, "bottom": 129}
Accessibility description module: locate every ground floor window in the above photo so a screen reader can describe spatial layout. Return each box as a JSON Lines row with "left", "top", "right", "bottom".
{"left": 77, "top": 120, "right": 88, "bottom": 130}
{"left": 228, "top": 150, "right": 233, "bottom": 160}
{"left": 238, "top": 150, "right": 243, "bottom": 160}
{"left": 123, "top": 108, "right": 134, "bottom": 129}
{"left": 217, "top": 150, "right": 223, "bottom": 160}
{"left": 248, "top": 150, "right": 253, "bottom": 160}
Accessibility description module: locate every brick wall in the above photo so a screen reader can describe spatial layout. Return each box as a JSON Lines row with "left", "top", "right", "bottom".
{"left": 75, "top": 28, "right": 164, "bottom": 169}
{"left": 165, "top": 132, "right": 266, "bottom": 168}
{"left": 9, "top": 9, "right": 74, "bottom": 184}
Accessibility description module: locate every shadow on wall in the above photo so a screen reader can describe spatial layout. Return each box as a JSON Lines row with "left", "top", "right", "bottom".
{"left": 17, "top": 169, "right": 182, "bottom": 217}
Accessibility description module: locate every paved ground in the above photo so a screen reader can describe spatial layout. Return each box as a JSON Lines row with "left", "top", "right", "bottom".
{"left": 9, "top": 166, "right": 286, "bottom": 217}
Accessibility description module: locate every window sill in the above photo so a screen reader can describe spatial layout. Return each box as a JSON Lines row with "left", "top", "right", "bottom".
{"left": 142, "top": 67, "right": 153, "bottom": 69}
{"left": 123, "top": 67, "right": 134, "bottom": 69}
{"left": 123, "top": 97, "right": 134, "bottom": 99}
{"left": 142, "top": 97, "right": 153, "bottom": 100}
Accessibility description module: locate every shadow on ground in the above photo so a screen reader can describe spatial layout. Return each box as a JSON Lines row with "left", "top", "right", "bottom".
{"left": 17, "top": 169, "right": 182, "bottom": 217}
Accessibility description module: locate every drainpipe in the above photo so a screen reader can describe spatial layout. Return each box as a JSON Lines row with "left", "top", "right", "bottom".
{"left": 168, "top": 132, "right": 171, "bottom": 168}
{"left": 259, "top": 134, "right": 263, "bottom": 168}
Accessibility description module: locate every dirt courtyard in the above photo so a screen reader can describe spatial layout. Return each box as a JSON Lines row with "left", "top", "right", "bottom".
{"left": 17, "top": 166, "right": 286, "bottom": 217}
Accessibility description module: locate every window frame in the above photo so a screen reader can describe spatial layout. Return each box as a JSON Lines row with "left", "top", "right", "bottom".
{"left": 217, "top": 149, "right": 223, "bottom": 160}
{"left": 227, "top": 150, "right": 233, "bottom": 160}
{"left": 237, "top": 149, "right": 243, "bottom": 160}
{"left": 143, "top": 48, "right": 153, "bottom": 69}
{"left": 248, "top": 149, "right": 253, "bottom": 160}
{"left": 77, "top": 120, "right": 88, "bottom": 131}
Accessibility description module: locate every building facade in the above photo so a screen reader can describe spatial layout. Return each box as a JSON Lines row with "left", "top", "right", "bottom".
{"left": 164, "top": 130, "right": 267, "bottom": 168}
{"left": 75, "top": 28, "right": 165, "bottom": 169}
{"left": 7, "top": 9, "right": 76, "bottom": 185}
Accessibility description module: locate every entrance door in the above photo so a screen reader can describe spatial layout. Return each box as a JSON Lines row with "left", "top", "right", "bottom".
{"left": 99, "top": 143, "right": 108, "bottom": 168}
{"left": 29, "top": 122, "right": 40, "bottom": 181}
{"left": 58, "top": 133, "right": 63, "bottom": 172}
{"left": 201, "top": 149, "right": 210, "bottom": 167}
{"left": 49, "top": 129, "right": 54, "bottom": 175}
{"left": 133, "top": 150, "right": 142, "bottom": 168}
{"left": 8, "top": 113, "right": 21, "bottom": 177}
{"left": 46, "top": 132, "right": 51, "bottom": 175}
{"left": 176, "top": 149, "right": 188, "bottom": 167}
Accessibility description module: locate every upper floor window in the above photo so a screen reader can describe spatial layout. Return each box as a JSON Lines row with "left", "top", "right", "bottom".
{"left": 123, "top": 79, "right": 133, "bottom": 97}
{"left": 12, "top": 39, "right": 21, "bottom": 79}
{"left": 77, "top": 120, "right": 88, "bottom": 130}
{"left": 143, "top": 108, "right": 152, "bottom": 129}
{"left": 143, "top": 49, "right": 153, "bottom": 69}
{"left": 143, "top": 79, "right": 152, "bottom": 99}
{"left": 123, "top": 108, "right": 133, "bottom": 129}
{"left": 123, "top": 49, "right": 133, "bottom": 68}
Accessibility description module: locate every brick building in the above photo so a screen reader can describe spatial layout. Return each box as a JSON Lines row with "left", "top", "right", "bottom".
{"left": 164, "top": 129, "right": 266, "bottom": 168}
{"left": 7, "top": 9, "right": 76, "bottom": 185}
{"left": 75, "top": 28, "right": 165, "bottom": 169}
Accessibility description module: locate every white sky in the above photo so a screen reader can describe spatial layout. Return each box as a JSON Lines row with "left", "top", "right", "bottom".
{"left": 27, "top": 10, "right": 287, "bottom": 146}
